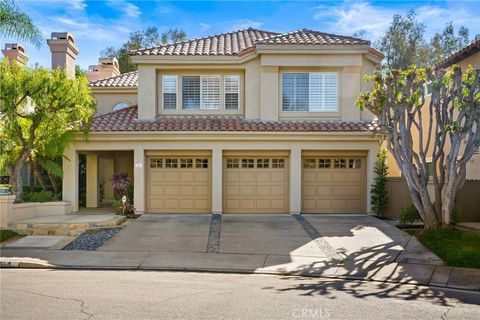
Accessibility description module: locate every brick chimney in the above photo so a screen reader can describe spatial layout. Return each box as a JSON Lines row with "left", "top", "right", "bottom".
{"left": 2, "top": 43, "right": 28, "bottom": 65}
{"left": 47, "top": 32, "right": 79, "bottom": 78}
{"left": 86, "top": 57, "right": 120, "bottom": 81}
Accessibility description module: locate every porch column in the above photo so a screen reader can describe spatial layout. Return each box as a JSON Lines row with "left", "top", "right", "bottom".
{"left": 86, "top": 154, "right": 98, "bottom": 208}
{"left": 62, "top": 144, "right": 78, "bottom": 211}
{"left": 133, "top": 147, "right": 145, "bottom": 213}
{"left": 211, "top": 147, "right": 223, "bottom": 214}
{"left": 289, "top": 147, "right": 302, "bottom": 215}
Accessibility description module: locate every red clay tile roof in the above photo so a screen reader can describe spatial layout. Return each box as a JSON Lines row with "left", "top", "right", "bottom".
{"left": 89, "top": 106, "right": 378, "bottom": 133}
{"left": 131, "top": 28, "right": 279, "bottom": 56}
{"left": 437, "top": 38, "right": 480, "bottom": 68}
{"left": 255, "top": 29, "right": 370, "bottom": 46}
{"left": 89, "top": 71, "right": 138, "bottom": 88}
{"left": 131, "top": 28, "right": 372, "bottom": 56}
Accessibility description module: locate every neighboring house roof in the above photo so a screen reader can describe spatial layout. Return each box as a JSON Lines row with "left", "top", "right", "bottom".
{"left": 255, "top": 29, "right": 369, "bottom": 46}
{"left": 89, "top": 106, "right": 378, "bottom": 133}
{"left": 437, "top": 38, "right": 480, "bottom": 68}
{"left": 89, "top": 71, "right": 138, "bottom": 88}
{"left": 130, "top": 28, "right": 371, "bottom": 56}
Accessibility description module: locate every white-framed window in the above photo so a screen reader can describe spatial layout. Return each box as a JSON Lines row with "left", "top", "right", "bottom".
{"left": 282, "top": 72, "right": 338, "bottom": 112}
{"left": 225, "top": 75, "right": 240, "bottom": 110}
{"left": 162, "top": 75, "right": 177, "bottom": 109}
{"left": 181, "top": 75, "right": 221, "bottom": 110}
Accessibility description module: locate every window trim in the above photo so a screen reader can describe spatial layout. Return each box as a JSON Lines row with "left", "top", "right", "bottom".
{"left": 281, "top": 72, "right": 339, "bottom": 113}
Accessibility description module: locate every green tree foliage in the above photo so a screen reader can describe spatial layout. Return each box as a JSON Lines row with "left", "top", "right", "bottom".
{"left": 101, "top": 27, "right": 187, "bottom": 73}
{"left": 430, "top": 22, "right": 470, "bottom": 63}
{"left": 0, "top": 60, "right": 96, "bottom": 201}
{"left": 376, "top": 11, "right": 472, "bottom": 70}
{"left": 371, "top": 149, "right": 389, "bottom": 216}
{"left": 0, "top": 0, "right": 42, "bottom": 47}
{"left": 357, "top": 66, "right": 480, "bottom": 228}
{"left": 376, "top": 11, "right": 430, "bottom": 70}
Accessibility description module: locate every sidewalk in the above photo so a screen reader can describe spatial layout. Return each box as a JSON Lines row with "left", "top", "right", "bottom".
{"left": 1, "top": 248, "right": 479, "bottom": 291}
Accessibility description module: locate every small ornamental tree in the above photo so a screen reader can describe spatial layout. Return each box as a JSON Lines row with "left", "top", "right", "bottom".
{"left": 371, "top": 149, "right": 389, "bottom": 216}
{"left": 357, "top": 65, "right": 480, "bottom": 229}
{"left": 0, "top": 60, "right": 96, "bottom": 201}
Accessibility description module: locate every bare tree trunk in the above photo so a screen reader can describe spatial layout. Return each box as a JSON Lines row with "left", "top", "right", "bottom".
{"left": 29, "top": 158, "right": 48, "bottom": 191}
{"left": 6, "top": 150, "right": 29, "bottom": 202}
{"left": 47, "top": 171, "right": 59, "bottom": 197}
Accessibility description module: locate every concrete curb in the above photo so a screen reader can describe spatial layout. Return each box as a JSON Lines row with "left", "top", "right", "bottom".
{"left": 1, "top": 254, "right": 479, "bottom": 292}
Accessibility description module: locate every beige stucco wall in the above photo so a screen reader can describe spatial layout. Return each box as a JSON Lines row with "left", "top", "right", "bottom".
{"left": 132, "top": 50, "right": 379, "bottom": 122}
{"left": 64, "top": 133, "right": 379, "bottom": 214}
{"left": 93, "top": 91, "right": 138, "bottom": 115}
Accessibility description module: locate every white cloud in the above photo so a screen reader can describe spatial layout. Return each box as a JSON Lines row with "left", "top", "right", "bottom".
{"left": 106, "top": 0, "right": 141, "bottom": 18}
{"left": 199, "top": 23, "right": 211, "bottom": 33}
{"left": 312, "top": 1, "right": 480, "bottom": 42}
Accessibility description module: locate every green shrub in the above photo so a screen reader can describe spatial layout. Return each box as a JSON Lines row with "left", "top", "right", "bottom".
{"left": 23, "top": 191, "right": 54, "bottom": 203}
{"left": 399, "top": 204, "right": 421, "bottom": 226}
{"left": 451, "top": 205, "right": 461, "bottom": 225}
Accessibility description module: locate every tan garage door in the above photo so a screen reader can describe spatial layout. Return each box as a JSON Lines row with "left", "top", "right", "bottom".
{"left": 302, "top": 156, "right": 366, "bottom": 213}
{"left": 223, "top": 154, "right": 289, "bottom": 213}
{"left": 146, "top": 154, "right": 211, "bottom": 213}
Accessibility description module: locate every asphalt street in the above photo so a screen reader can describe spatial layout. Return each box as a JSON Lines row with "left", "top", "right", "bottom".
{"left": 1, "top": 269, "right": 479, "bottom": 320}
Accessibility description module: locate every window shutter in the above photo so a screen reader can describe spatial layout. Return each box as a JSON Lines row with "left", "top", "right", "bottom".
{"left": 323, "top": 73, "right": 338, "bottom": 112}
{"left": 201, "top": 75, "right": 220, "bottom": 109}
{"left": 282, "top": 73, "right": 309, "bottom": 111}
{"left": 162, "top": 75, "right": 177, "bottom": 110}
{"left": 309, "top": 73, "right": 323, "bottom": 112}
{"left": 225, "top": 75, "right": 239, "bottom": 110}
{"left": 182, "top": 76, "right": 200, "bottom": 109}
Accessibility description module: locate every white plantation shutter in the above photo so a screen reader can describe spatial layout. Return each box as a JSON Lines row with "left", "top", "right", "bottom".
{"left": 201, "top": 75, "right": 221, "bottom": 109}
{"left": 162, "top": 75, "right": 177, "bottom": 109}
{"left": 323, "top": 73, "right": 338, "bottom": 112}
{"left": 182, "top": 76, "right": 201, "bottom": 109}
{"left": 225, "top": 75, "right": 240, "bottom": 109}
{"left": 308, "top": 73, "right": 337, "bottom": 112}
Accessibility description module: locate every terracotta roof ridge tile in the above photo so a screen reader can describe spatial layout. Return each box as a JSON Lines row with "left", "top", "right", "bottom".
{"left": 131, "top": 28, "right": 279, "bottom": 55}
{"left": 92, "top": 105, "right": 138, "bottom": 119}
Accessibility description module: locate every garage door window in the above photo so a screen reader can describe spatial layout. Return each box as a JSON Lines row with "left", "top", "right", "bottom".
{"left": 226, "top": 159, "right": 239, "bottom": 168}
{"left": 257, "top": 159, "right": 270, "bottom": 168}
{"left": 304, "top": 158, "right": 316, "bottom": 168}
{"left": 150, "top": 158, "right": 163, "bottom": 168}
{"left": 319, "top": 159, "right": 331, "bottom": 168}
{"left": 180, "top": 159, "right": 193, "bottom": 168}
{"left": 349, "top": 159, "right": 361, "bottom": 169}
{"left": 196, "top": 159, "right": 209, "bottom": 168}
{"left": 242, "top": 159, "right": 255, "bottom": 168}
{"left": 334, "top": 159, "right": 346, "bottom": 168}
{"left": 165, "top": 159, "right": 178, "bottom": 168}
{"left": 272, "top": 159, "right": 285, "bottom": 168}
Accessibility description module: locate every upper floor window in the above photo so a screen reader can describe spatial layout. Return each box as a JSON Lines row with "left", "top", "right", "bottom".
{"left": 225, "top": 75, "right": 240, "bottom": 110}
{"left": 162, "top": 75, "right": 177, "bottom": 109}
{"left": 162, "top": 74, "right": 240, "bottom": 111}
{"left": 282, "top": 72, "right": 338, "bottom": 112}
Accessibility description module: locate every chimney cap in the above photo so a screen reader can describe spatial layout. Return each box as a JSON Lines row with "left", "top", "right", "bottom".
{"left": 98, "top": 57, "right": 119, "bottom": 68}
{"left": 50, "top": 32, "right": 76, "bottom": 44}
{"left": 4, "top": 43, "right": 26, "bottom": 53}
{"left": 88, "top": 65, "right": 99, "bottom": 72}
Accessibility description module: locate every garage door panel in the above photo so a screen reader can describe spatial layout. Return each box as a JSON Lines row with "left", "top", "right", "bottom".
{"left": 302, "top": 156, "right": 366, "bottom": 213}
{"left": 147, "top": 156, "right": 211, "bottom": 213}
{"left": 224, "top": 156, "right": 289, "bottom": 213}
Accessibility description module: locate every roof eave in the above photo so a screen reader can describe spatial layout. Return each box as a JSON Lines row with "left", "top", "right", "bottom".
{"left": 130, "top": 51, "right": 258, "bottom": 64}
{"left": 90, "top": 86, "right": 138, "bottom": 93}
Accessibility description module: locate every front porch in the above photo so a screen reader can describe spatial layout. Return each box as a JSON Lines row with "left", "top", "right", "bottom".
{"left": 77, "top": 150, "right": 133, "bottom": 210}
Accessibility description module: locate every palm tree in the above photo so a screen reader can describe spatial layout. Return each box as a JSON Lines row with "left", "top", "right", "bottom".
{"left": 0, "top": 0, "right": 42, "bottom": 47}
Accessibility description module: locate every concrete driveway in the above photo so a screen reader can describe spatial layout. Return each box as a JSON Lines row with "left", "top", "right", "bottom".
{"left": 98, "top": 214, "right": 442, "bottom": 272}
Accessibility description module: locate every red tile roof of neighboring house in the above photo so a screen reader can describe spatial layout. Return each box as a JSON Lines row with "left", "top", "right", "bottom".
{"left": 437, "top": 38, "right": 480, "bottom": 68}
{"left": 255, "top": 29, "right": 369, "bottom": 46}
{"left": 89, "top": 71, "right": 138, "bottom": 88}
{"left": 130, "top": 28, "right": 372, "bottom": 56}
{"left": 89, "top": 106, "right": 378, "bottom": 133}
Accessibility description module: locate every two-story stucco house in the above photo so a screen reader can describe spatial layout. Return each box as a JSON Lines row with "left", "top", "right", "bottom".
{"left": 59, "top": 28, "right": 383, "bottom": 215}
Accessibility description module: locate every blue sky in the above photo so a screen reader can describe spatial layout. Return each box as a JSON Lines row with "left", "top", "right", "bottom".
{"left": 2, "top": 0, "right": 480, "bottom": 69}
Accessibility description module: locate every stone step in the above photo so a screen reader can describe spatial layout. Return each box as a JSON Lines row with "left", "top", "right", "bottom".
{"left": 13, "top": 216, "right": 126, "bottom": 236}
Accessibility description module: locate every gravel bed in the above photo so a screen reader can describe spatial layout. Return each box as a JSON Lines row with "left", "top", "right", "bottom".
{"left": 63, "top": 227, "right": 123, "bottom": 251}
